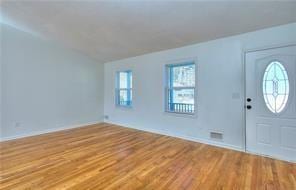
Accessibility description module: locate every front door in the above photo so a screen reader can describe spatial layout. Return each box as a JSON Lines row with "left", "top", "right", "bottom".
{"left": 246, "top": 45, "right": 296, "bottom": 162}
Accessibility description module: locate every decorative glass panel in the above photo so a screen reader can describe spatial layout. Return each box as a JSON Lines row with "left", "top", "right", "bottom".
{"left": 263, "top": 61, "right": 289, "bottom": 113}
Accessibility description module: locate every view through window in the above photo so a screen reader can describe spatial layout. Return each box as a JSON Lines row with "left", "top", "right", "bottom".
{"left": 167, "top": 62, "right": 195, "bottom": 114}
{"left": 116, "top": 71, "right": 132, "bottom": 107}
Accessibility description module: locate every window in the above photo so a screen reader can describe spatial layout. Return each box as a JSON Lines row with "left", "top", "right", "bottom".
{"left": 166, "top": 62, "right": 195, "bottom": 114}
{"left": 116, "top": 71, "right": 132, "bottom": 107}
{"left": 263, "top": 61, "right": 289, "bottom": 113}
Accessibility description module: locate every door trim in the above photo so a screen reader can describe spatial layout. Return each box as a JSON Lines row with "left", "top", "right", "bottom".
{"left": 243, "top": 43, "right": 296, "bottom": 157}
{"left": 244, "top": 43, "right": 296, "bottom": 53}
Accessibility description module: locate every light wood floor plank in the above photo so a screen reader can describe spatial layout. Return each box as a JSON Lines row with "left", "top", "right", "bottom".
{"left": 0, "top": 123, "right": 295, "bottom": 189}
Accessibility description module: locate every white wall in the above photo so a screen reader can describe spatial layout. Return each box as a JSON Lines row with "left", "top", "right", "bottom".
{"left": 0, "top": 24, "right": 104, "bottom": 140}
{"left": 104, "top": 23, "right": 296, "bottom": 151}
{"left": 1, "top": 22, "right": 295, "bottom": 148}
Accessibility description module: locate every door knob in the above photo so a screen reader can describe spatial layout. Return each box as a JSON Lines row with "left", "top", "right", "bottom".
{"left": 247, "top": 98, "right": 252, "bottom": 102}
{"left": 246, "top": 105, "right": 252, "bottom": 109}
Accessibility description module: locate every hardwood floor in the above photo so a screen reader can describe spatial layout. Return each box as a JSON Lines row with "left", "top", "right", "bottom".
{"left": 0, "top": 123, "right": 295, "bottom": 190}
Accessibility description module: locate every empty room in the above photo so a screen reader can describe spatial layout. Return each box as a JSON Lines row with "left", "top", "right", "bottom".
{"left": 0, "top": 1, "right": 296, "bottom": 189}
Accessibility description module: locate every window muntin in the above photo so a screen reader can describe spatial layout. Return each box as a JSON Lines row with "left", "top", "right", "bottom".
{"left": 262, "top": 61, "right": 289, "bottom": 113}
{"left": 166, "top": 62, "right": 195, "bottom": 114}
{"left": 116, "top": 71, "right": 132, "bottom": 107}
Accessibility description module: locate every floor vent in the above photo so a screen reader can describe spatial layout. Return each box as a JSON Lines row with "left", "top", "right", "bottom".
{"left": 210, "top": 132, "right": 223, "bottom": 140}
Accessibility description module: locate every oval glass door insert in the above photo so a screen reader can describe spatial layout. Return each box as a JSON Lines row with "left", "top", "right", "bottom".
{"left": 263, "top": 61, "right": 289, "bottom": 113}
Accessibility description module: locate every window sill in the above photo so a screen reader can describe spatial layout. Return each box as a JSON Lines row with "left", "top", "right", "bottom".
{"left": 163, "top": 111, "right": 197, "bottom": 119}
{"left": 115, "top": 105, "right": 133, "bottom": 110}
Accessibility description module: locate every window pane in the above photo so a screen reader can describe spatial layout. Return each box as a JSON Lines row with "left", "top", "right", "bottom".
{"left": 171, "top": 88, "right": 194, "bottom": 104}
{"left": 119, "top": 72, "right": 128, "bottom": 88}
{"left": 119, "top": 89, "right": 132, "bottom": 106}
{"left": 168, "top": 88, "right": 194, "bottom": 113}
{"left": 119, "top": 71, "right": 132, "bottom": 89}
{"left": 171, "top": 64, "right": 195, "bottom": 87}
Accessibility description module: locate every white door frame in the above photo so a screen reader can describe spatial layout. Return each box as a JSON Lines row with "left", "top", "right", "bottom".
{"left": 243, "top": 42, "right": 296, "bottom": 160}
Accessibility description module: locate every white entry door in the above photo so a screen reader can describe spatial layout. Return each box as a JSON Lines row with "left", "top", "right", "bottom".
{"left": 246, "top": 45, "right": 296, "bottom": 162}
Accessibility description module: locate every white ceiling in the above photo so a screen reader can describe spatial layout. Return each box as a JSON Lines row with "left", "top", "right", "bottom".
{"left": 1, "top": 1, "right": 296, "bottom": 63}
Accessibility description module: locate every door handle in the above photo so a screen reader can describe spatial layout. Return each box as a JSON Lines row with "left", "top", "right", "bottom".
{"left": 246, "top": 105, "right": 252, "bottom": 109}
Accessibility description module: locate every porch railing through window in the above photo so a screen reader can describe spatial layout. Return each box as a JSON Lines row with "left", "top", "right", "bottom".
{"left": 119, "top": 100, "right": 132, "bottom": 106}
{"left": 168, "top": 103, "right": 194, "bottom": 114}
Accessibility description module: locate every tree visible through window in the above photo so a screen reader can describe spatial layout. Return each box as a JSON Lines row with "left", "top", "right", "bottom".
{"left": 166, "top": 62, "right": 195, "bottom": 114}
{"left": 116, "top": 71, "right": 132, "bottom": 107}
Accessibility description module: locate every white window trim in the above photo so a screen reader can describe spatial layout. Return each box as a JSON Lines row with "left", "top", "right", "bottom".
{"left": 164, "top": 59, "right": 197, "bottom": 116}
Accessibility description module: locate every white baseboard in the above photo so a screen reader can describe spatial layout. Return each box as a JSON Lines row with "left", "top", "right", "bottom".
{"left": 105, "top": 121, "right": 296, "bottom": 163}
{"left": 246, "top": 150, "right": 295, "bottom": 163}
{"left": 0, "top": 121, "right": 102, "bottom": 142}
{"left": 104, "top": 120, "right": 243, "bottom": 152}
{"left": 3, "top": 120, "right": 293, "bottom": 163}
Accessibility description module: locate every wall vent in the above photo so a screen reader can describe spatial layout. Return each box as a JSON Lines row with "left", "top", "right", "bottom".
{"left": 210, "top": 132, "right": 223, "bottom": 140}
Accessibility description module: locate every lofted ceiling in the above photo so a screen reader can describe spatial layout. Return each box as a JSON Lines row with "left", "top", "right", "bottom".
{"left": 1, "top": 1, "right": 296, "bottom": 63}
